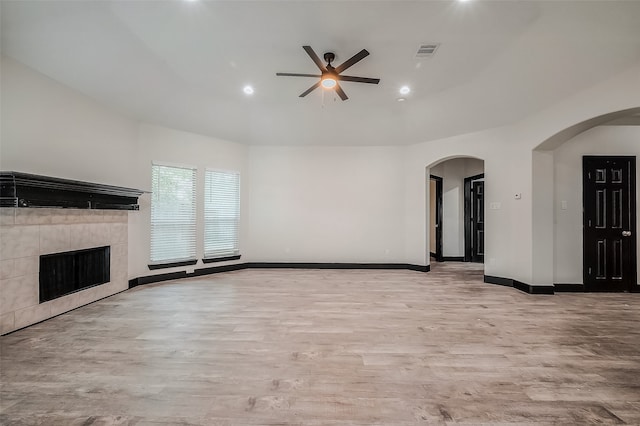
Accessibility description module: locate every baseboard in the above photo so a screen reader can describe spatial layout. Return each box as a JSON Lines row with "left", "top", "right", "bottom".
{"left": 484, "top": 275, "right": 554, "bottom": 294}
{"left": 441, "top": 256, "right": 465, "bottom": 262}
{"left": 246, "top": 262, "right": 429, "bottom": 271}
{"left": 514, "top": 280, "right": 555, "bottom": 295}
{"left": 484, "top": 275, "right": 513, "bottom": 287}
{"left": 194, "top": 263, "right": 249, "bottom": 276}
{"left": 129, "top": 270, "right": 189, "bottom": 288}
{"left": 406, "top": 264, "right": 430, "bottom": 273}
{"left": 130, "top": 262, "right": 430, "bottom": 288}
{"left": 554, "top": 283, "right": 585, "bottom": 292}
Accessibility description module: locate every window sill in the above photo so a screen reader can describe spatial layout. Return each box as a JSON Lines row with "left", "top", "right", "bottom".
{"left": 148, "top": 259, "right": 198, "bottom": 270}
{"left": 202, "top": 254, "right": 241, "bottom": 264}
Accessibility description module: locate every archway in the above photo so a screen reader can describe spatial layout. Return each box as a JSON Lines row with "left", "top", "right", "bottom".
{"left": 426, "top": 156, "right": 485, "bottom": 267}
{"left": 532, "top": 107, "right": 640, "bottom": 290}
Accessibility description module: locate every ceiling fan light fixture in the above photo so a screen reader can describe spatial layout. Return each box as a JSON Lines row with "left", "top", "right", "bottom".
{"left": 321, "top": 76, "right": 337, "bottom": 89}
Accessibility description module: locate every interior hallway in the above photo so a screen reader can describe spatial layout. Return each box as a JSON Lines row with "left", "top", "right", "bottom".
{"left": 1, "top": 263, "right": 639, "bottom": 425}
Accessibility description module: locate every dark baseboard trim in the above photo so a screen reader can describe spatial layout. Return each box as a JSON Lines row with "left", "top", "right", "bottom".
{"left": 148, "top": 259, "right": 197, "bottom": 270}
{"left": 484, "top": 275, "right": 554, "bottom": 295}
{"left": 514, "top": 280, "right": 555, "bottom": 295}
{"left": 484, "top": 275, "right": 513, "bottom": 287}
{"left": 441, "top": 256, "right": 465, "bottom": 262}
{"left": 193, "top": 263, "right": 248, "bottom": 276}
{"left": 202, "top": 255, "right": 241, "bottom": 264}
{"left": 554, "top": 283, "right": 585, "bottom": 292}
{"left": 129, "top": 270, "right": 189, "bottom": 288}
{"left": 245, "top": 262, "right": 429, "bottom": 271}
{"left": 130, "top": 262, "right": 430, "bottom": 288}
{"left": 407, "top": 264, "right": 430, "bottom": 272}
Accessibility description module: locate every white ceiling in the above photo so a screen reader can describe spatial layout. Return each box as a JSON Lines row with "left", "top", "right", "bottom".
{"left": 2, "top": 0, "right": 640, "bottom": 146}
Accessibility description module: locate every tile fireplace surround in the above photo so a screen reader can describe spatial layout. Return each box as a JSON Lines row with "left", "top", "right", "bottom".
{"left": 0, "top": 208, "right": 128, "bottom": 334}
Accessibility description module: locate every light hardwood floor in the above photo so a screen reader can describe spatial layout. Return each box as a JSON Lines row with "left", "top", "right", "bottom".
{"left": 1, "top": 263, "right": 639, "bottom": 425}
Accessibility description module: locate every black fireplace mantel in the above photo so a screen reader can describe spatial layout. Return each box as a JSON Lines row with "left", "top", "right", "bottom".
{"left": 0, "top": 171, "right": 146, "bottom": 210}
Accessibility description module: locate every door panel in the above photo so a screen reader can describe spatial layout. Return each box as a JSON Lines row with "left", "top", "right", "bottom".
{"left": 429, "top": 176, "right": 443, "bottom": 262}
{"left": 583, "top": 156, "right": 636, "bottom": 292}
{"left": 464, "top": 174, "right": 484, "bottom": 263}
{"left": 472, "top": 181, "right": 485, "bottom": 262}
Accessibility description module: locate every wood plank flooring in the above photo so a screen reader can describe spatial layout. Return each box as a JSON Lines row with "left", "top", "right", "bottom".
{"left": 1, "top": 262, "right": 640, "bottom": 425}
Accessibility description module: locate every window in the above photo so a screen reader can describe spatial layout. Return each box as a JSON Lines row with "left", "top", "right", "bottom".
{"left": 204, "top": 169, "right": 240, "bottom": 259}
{"left": 150, "top": 163, "right": 197, "bottom": 265}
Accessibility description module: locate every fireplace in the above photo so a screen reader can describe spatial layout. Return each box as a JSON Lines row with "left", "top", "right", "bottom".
{"left": 39, "top": 246, "right": 111, "bottom": 303}
{"left": 1, "top": 171, "right": 144, "bottom": 335}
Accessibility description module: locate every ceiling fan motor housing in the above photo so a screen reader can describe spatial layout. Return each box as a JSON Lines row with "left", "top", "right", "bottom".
{"left": 323, "top": 52, "right": 335, "bottom": 65}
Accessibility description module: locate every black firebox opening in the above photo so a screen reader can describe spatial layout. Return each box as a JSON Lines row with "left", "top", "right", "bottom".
{"left": 39, "top": 246, "right": 111, "bottom": 303}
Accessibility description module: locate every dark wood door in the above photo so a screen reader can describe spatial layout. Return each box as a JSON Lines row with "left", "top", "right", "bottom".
{"left": 430, "top": 175, "right": 443, "bottom": 262}
{"left": 583, "top": 156, "right": 636, "bottom": 292}
{"left": 464, "top": 174, "right": 484, "bottom": 263}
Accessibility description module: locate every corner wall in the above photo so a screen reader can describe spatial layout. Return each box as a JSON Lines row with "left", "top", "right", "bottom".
{"left": 0, "top": 57, "right": 249, "bottom": 281}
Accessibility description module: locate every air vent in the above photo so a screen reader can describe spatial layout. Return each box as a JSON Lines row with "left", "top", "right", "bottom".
{"left": 415, "top": 43, "right": 440, "bottom": 58}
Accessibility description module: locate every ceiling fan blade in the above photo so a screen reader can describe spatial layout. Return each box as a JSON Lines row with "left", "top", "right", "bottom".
{"left": 334, "top": 83, "right": 348, "bottom": 101}
{"left": 299, "top": 81, "right": 321, "bottom": 97}
{"left": 276, "top": 73, "right": 321, "bottom": 78}
{"left": 302, "top": 45, "right": 327, "bottom": 71}
{"left": 338, "top": 75, "right": 380, "bottom": 84}
{"left": 334, "top": 49, "right": 370, "bottom": 74}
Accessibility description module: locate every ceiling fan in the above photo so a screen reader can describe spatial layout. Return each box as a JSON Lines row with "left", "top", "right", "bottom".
{"left": 276, "top": 45, "right": 380, "bottom": 101}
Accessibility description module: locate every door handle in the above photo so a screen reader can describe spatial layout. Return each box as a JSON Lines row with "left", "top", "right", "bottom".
{"left": 622, "top": 230, "right": 632, "bottom": 237}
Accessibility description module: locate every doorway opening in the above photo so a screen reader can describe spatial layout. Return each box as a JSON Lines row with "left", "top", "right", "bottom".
{"left": 427, "top": 157, "right": 484, "bottom": 265}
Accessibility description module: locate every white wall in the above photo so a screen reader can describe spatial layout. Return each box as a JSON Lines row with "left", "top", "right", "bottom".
{"left": 246, "top": 146, "right": 406, "bottom": 263}
{"left": 0, "top": 57, "right": 139, "bottom": 187}
{"left": 1, "top": 57, "right": 248, "bottom": 280}
{"left": 429, "top": 158, "right": 484, "bottom": 258}
{"left": 553, "top": 125, "right": 640, "bottom": 284}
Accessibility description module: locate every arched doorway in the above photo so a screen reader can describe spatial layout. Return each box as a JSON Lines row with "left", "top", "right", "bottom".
{"left": 427, "top": 156, "right": 485, "bottom": 265}
{"left": 532, "top": 108, "right": 640, "bottom": 292}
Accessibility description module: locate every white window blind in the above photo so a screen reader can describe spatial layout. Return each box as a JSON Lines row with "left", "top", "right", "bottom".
{"left": 204, "top": 169, "right": 240, "bottom": 258}
{"left": 150, "top": 163, "right": 197, "bottom": 264}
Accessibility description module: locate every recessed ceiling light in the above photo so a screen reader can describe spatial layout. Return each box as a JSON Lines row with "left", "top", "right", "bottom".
{"left": 397, "top": 97, "right": 406, "bottom": 102}
{"left": 399, "top": 86, "right": 410, "bottom": 95}
{"left": 243, "top": 86, "right": 254, "bottom": 95}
